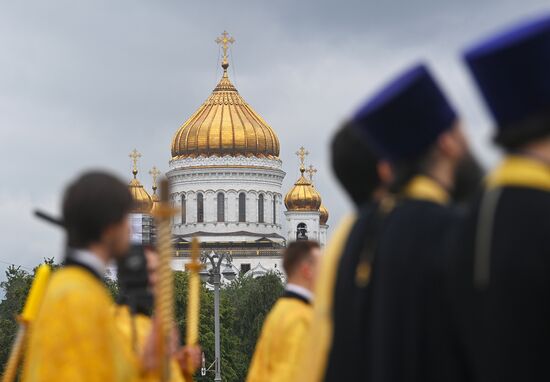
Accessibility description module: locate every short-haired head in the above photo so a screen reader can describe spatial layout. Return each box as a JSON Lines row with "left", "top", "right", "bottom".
{"left": 283, "top": 240, "right": 320, "bottom": 279}
{"left": 63, "top": 171, "right": 134, "bottom": 249}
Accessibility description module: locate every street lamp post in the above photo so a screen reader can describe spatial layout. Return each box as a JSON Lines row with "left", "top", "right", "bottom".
{"left": 199, "top": 252, "right": 236, "bottom": 382}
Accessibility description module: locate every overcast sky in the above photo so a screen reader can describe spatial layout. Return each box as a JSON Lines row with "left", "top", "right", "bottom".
{"left": 0, "top": 0, "right": 548, "bottom": 277}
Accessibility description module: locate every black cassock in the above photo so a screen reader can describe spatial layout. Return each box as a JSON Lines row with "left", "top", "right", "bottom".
{"left": 324, "top": 202, "right": 376, "bottom": 381}
{"left": 448, "top": 156, "right": 550, "bottom": 382}
{"left": 325, "top": 176, "right": 462, "bottom": 382}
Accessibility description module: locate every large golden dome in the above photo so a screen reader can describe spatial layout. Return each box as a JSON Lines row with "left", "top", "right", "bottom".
{"left": 285, "top": 167, "right": 322, "bottom": 212}
{"left": 171, "top": 35, "right": 280, "bottom": 159}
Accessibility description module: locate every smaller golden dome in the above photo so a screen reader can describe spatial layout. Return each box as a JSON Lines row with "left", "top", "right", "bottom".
{"left": 128, "top": 149, "right": 153, "bottom": 214}
{"left": 129, "top": 177, "right": 153, "bottom": 214}
{"left": 319, "top": 203, "right": 329, "bottom": 225}
{"left": 285, "top": 167, "right": 322, "bottom": 212}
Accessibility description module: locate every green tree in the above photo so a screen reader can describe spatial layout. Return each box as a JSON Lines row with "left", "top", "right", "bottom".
{"left": 224, "top": 273, "right": 284, "bottom": 357}
{"left": 173, "top": 271, "right": 246, "bottom": 382}
{"left": 0, "top": 258, "right": 58, "bottom": 375}
{"left": 0, "top": 265, "right": 32, "bottom": 373}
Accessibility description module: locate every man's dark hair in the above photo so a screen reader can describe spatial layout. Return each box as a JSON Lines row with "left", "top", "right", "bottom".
{"left": 63, "top": 171, "right": 133, "bottom": 248}
{"left": 283, "top": 240, "right": 320, "bottom": 277}
{"left": 331, "top": 121, "right": 381, "bottom": 206}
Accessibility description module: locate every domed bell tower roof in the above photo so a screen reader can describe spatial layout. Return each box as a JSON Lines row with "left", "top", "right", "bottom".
{"left": 128, "top": 149, "right": 153, "bottom": 214}
{"left": 171, "top": 31, "right": 280, "bottom": 160}
{"left": 285, "top": 147, "right": 322, "bottom": 211}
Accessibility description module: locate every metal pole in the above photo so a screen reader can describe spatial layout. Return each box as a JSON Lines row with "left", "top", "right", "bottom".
{"left": 214, "top": 271, "right": 222, "bottom": 382}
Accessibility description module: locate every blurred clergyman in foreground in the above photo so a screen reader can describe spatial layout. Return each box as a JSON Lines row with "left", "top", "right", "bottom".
{"left": 22, "top": 172, "right": 155, "bottom": 381}
{"left": 295, "top": 121, "right": 391, "bottom": 382}
{"left": 114, "top": 245, "right": 201, "bottom": 382}
{"left": 247, "top": 240, "right": 321, "bottom": 382}
{"left": 328, "top": 64, "right": 471, "bottom": 382}
{"left": 450, "top": 14, "right": 550, "bottom": 382}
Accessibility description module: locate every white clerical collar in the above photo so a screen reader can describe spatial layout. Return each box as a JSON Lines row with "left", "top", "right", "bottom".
{"left": 285, "top": 283, "right": 314, "bottom": 303}
{"left": 69, "top": 249, "right": 107, "bottom": 277}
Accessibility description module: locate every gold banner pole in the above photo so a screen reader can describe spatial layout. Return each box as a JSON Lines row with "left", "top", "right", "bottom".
{"left": 183, "top": 237, "right": 202, "bottom": 381}
{"left": 2, "top": 264, "right": 51, "bottom": 382}
{"left": 153, "top": 179, "right": 176, "bottom": 382}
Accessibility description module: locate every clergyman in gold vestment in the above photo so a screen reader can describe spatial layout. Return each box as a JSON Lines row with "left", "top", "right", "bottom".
{"left": 22, "top": 172, "right": 151, "bottom": 382}
{"left": 247, "top": 241, "right": 321, "bottom": 382}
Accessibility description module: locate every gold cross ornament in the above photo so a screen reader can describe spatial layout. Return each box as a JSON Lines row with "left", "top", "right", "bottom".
{"left": 129, "top": 149, "right": 141, "bottom": 177}
{"left": 295, "top": 146, "right": 309, "bottom": 166}
{"left": 306, "top": 165, "right": 317, "bottom": 183}
{"left": 215, "top": 31, "right": 235, "bottom": 64}
{"left": 149, "top": 166, "right": 161, "bottom": 193}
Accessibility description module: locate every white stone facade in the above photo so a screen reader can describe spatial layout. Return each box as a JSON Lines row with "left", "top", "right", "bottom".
{"left": 167, "top": 155, "right": 286, "bottom": 244}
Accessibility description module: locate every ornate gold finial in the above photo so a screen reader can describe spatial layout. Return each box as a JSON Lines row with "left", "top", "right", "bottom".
{"left": 306, "top": 165, "right": 317, "bottom": 183}
{"left": 149, "top": 166, "right": 161, "bottom": 194}
{"left": 215, "top": 31, "right": 235, "bottom": 71}
{"left": 129, "top": 149, "right": 142, "bottom": 178}
{"left": 295, "top": 146, "right": 309, "bottom": 174}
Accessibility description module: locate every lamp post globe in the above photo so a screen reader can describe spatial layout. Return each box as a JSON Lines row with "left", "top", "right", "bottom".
{"left": 222, "top": 264, "right": 237, "bottom": 281}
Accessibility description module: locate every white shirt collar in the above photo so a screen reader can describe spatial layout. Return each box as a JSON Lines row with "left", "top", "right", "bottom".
{"left": 69, "top": 248, "right": 107, "bottom": 277}
{"left": 285, "top": 283, "right": 314, "bottom": 303}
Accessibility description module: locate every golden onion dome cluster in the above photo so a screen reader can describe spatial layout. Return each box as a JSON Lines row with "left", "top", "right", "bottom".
{"left": 284, "top": 149, "right": 329, "bottom": 224}
{"left": 284, "top": 167, "right": 322, "bottom": 212}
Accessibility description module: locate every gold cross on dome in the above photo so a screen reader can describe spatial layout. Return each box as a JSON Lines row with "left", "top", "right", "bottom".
{"left": 149, "top": 166, "right": 161, "bottom": 192}
{"left": 215, "top": 31, "right": 235, "bottom": 64}
{"left": 295, "top": 146, "right": 309, "bottom": 166}
{"left": 306, "top": 165, "right": 317, "bottom": 183}
{"left": 129, "top": 149, "right": 141, "bottom": 177}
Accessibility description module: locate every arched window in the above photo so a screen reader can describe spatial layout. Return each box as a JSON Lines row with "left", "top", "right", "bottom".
{"left": 217, "top": 193, "right": 225, "bottom": 222}
{"left": 181, "top": 194, "right": 186, "bottom": 224}
{"left": 272, "top": 195, "right": 277, "bottom": 224}
{"left": 238, "top": 193, "right": 246, "bottom": 222}
{"left": 258, "top": 194, "right": 265, "bottom": 223}
{"left": 197, "top": 193, "right": 204, "bottom": 223}
{"left": 296, "top": 223, "right": 308, "bottom": 241}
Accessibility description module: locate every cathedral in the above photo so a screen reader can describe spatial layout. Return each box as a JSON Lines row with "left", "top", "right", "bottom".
{"left": 127, "top": 32, "right": 329, "bottom": 276}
